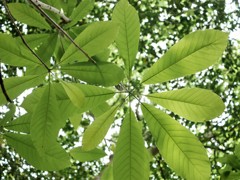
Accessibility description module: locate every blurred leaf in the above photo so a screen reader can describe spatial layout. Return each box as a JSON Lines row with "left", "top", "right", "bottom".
{"left": 0, "top": 103, "right": 15, "bottom": 126}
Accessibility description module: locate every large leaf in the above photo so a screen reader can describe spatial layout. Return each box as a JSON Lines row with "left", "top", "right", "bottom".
{"left": 70, "top": 146, "right": 106, "bottom": 162}
{"left": 61, "top": 81, "right": 85, "bottom": 108}
{"left": 60, "top": 21, "right": 119, "bottom": 64}
{"left": 82, "top": 105, "right": 118, "bottom": 151}
{"left": 65, "top": 0, "right": 95, "bottom": 28}
{"left": 30, "top": 84, "right": 64, "bottom": 155}
{"left": 141, "top": 103, "right": 211, "bottom": 180}
{"left": 5, "top": 133, "right": 70, "bottom": 171}
{"left": 113, "top": 109, "right": 149, "bottom": 180}
{"left": 142, "top": 30, "right": 228, "bottom": 84}
{"left": 0, "top": 104, "right": 15, "bottom": 126}
{"left": 0, "top": 34, "right": 42, "bottom": 67}
{"left": 112, "top": 0, "right": 140, "bottom": 77}
{"left": 0, "top": 75, "right": 45, "bottom": 106}
{"left": 147, "top": 88, "right": 225, "bottom": 122}
{"left": 8, "top": 3, "right": 51, "bottom": 29}
{"left": 101, "top": 163, "right": 114, "bottom": 180}
{"left": 61, "top": 62, "right": 124, "bottom": 86}
{"left": 4, "top": 113, "right": 31, "bottom": 134}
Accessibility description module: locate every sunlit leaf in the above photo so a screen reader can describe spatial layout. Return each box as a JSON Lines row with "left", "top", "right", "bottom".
{"left": 69, "top": 114, "right": 82, "bottom": 130}
{"left": 113, "top": 109, "right": 150, "bottom": 180}
{"left": 60, "top": 21, "right": 119, "bottom": 64}
{"left": 8, "top": 3, "right": 51, "bottom": 29}
{"left": 112, "top": 0, "right": 140, "bottom": 77}
{"left": 61, "top": 62, "right": 124, "bottom": 86}
{"left": 0, "top": 103, "right": 15, "bottom": 126}
{"left": 5, "top": 133, "right": 70, "bottom": 171}
{"left": 141, "top": 103, "right": 211, "bottom": 180}
{"left": 82, "top": 105, "right": 118, "bottom": 151}
{"left": 70, "top": 146, "right": 106, "bottom": 162}
{"left": 142, "top": 30, "right": 228, "bottom": 84}
{"left": 147, "top": 88, "right": 225, "bottom": 122}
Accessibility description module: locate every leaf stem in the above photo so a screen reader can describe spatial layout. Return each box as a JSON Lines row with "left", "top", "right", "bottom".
{"left": 0, "top": 65, "right": 13, "bottom": 103}
{"left": 2, "top": 0, "right": 51, "bottom": 73}
{"left": 27, "top": 0, "right": 96, "bottom": 64}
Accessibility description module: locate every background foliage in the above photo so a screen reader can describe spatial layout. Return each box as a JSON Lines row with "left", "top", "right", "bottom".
{"left": 0, "top": 0, "right": 239, "bottom": 179}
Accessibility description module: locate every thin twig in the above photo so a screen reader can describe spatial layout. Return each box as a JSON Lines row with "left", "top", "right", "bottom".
{"left": 30, "top": 0, "right": 71, "bottom": 23}
{"left": 28, "top": 0, "right": 96, "bottom": 64}
{"left": 0, "top": 66, "right": 13, "bottom": 103}
{"left": 2, "top": 0, "right": 51, "bottom": 72}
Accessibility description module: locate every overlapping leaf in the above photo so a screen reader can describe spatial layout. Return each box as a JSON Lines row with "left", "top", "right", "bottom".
{"left": 142, "top": 30, "right": 228, "bottom": 84}
{"left": 112, "top": 0, "right": 140, "bottom": 77}
{"left": 141, "top": 103, "right": 210, "bottom": 180}
{"left": 5, "top": 133, "right": 70, "bottom": 171}
{"left": 113, "top": 109, "right": 150, "bottom": 180}
{"left": 60, "top": 21, "right": 119, "bottom": 64}
{"left": 61, "top": 62, "right": 124, "bottom": 86}
{"left": 30, "top": 84, "right": 64, "bottom": 155}
{"left": 0, "top": 75, "right": 45, "bottom": 106}
{"left": 82, "top": 105, "right": 118, "bottom": 151}
{"left": 147, "top": 88, "right": 225, "bottom": 122}
{"left": 8, "top": 3, "right": 51, "bottom": 29}
{"left": 70, "top": 147, "right": 106, "bottom": 162}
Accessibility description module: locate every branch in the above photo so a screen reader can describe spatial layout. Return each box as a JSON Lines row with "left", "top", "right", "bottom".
{"left": 2, "top": 0, "right": 51, "bottom": 72}
{"left": 0, "top": 66, "right": 13, "bottom": 103}
{"left": 29, "top": 0, "right": 71, "bottom": 23}
{"left": 28, "top": 0, "right": 96, "bottom": 64}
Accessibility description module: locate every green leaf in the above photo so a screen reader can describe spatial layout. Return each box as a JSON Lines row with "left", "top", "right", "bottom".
{"left": 69, "top": 114, "right": 82, "bottom": 130}
{"left": 142, "top": 30, "right": 228, "bottom": 84}
{"left": 17, "top": 34, "right": 50, "bottom": 49}
{"left": 0, "top": 34, "right": 42, "bottom": 66}
{"left": 93, "top": 49, "right": 110, "bottom": 62}
{"left": 0, "top": 103, "right": 16, "bottom": 126}
{"left": 82, "top": 105, "right": 118, "bottom": 151}
{"left": 5, "top": 113, "right": 31, "bottom": 134}
{"left": 5, "top": 133, "right": 70, "bottom": 171}
{"left": 8, "top": 3, "right": 51, "bottom": 29}
{"left": 70, "top": 146, "right": 106, "bottom": 162}
{"left": 91, "top": 102, "right": 111, "bottom": 117}
{"left": 141, "top": 103, "right": 211, "bottom": 180}
{"left": 60, "top": 21, "right": 119, "bottom": 64}
{"left": 101, "top": 163, "right": 114, "bottom": 180}
{"left": 61, "top": 81, "right": 85, "bottom": 108}
{"left": 112, "top": 0, "right": 140, "bottom": 77}
{"left": 61, "top": 62, "right": 124, "bottom": 86}
{"left": 65, "top": 0, "right": 95, "bottom": 28}
{"left": 147, "top": 88, "right": 225, "bottom": 122}
{"left": 30, "top": 84, "right": 64, "bottom": 155}
{"left": 0, "top": 75, "right": 45, "bottom": 106}
{"left": 113, "top": 109, "right": 150, "bottom": 180}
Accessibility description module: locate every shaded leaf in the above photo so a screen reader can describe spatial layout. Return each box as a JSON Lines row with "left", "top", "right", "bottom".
{"left": 91, "top": 102, "right": 111, "bottom": 117}
{"left": 70, "top": 146, "right": 106, "bottom": 162}
{"left": 147, "top": 88, "right": 225, "bottom": 122}
{"left": 0, "top": 103, "right": 16, "bottom": 126}
{"left": 112, "top": 0, "right": 140, "bottom": 77}
{"left": 5, "top": 133, "right": 70, "bottom": 171}
{"left": 82, "top": 105, "right": 118, "bottom": 151}
{"left": 113, "top": 109, "right": 150, "bottom": 180}
{"left": 101, "top": 163, "right": 114, "bottom": 180}
{"left": 60, "top": 21, "right": 119, "bottom": 64}
{"left": 141, "top": 103, "right": 210, "bottom": 180}
{"left": 142, "top": 30, "right": 228, "bottom": 84}
{"left": 8, "top": 3, "right": 51, "bottom": 29}
{"left": 61, "top": 62, "right": 124, "bottom": 86}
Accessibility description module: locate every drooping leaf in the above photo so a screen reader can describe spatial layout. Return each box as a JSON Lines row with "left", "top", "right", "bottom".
{"left": 0, "top": 34, "right": 42, "bottom": 67}
{"left": 30, "top": 84, "right": 64, "bottom": 155}
{"left": 147, "top": 88, "right": 225, "bottom": 122}
{"left": 0, "top": 103, "right": 15, "bottom": 126}
{"left": 70, "top": 146, "right": 106, "bottom": 162}
{"left": 61, "top": 81, "right": 85, "bottom": 108}
{"left": 112, "top": 0, "right": 140, "bottom": 77}
{"left": 0, "top": 75, "right": 45, "bottom": 106}
{"left": 5, "top": 133, "right": 70, "bottom": 171}
{"left": 142, "top": 30, "right": 228, "bottom": 84}
{"left": 141, "top": 103, "right": 211, "bottom": 180}
{"left": 61, "top": 62, "right": 124, "bottom": 86}
{"left": 65, "top": 0, "right": 95, "bottom": 28}
{"left": 4, "top": 113, "right": 31, "bottom": 134}
{"left": 82, "top": 105, "right": 118, "bottom": 151}
{"left": 113, "top": 109, "right": 150, "bottom": 180}
{"left": 60, "top": 21, "right": 119, "bottom": 64}
{"left": 8, "top": 3, "right": 51, "bottom": 29}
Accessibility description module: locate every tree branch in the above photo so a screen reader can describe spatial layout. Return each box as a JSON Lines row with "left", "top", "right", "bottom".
{"left": 2, "top": 0, "right": 51, "bottom": 72}
{"left": 29, "top": 0, "right": 71, "bottom": 23}
{"left": 0, "top": 66, "right": 13, "bottom": 103}
{"left": 28, "top": 0, "right": 96, "bottom": 64}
